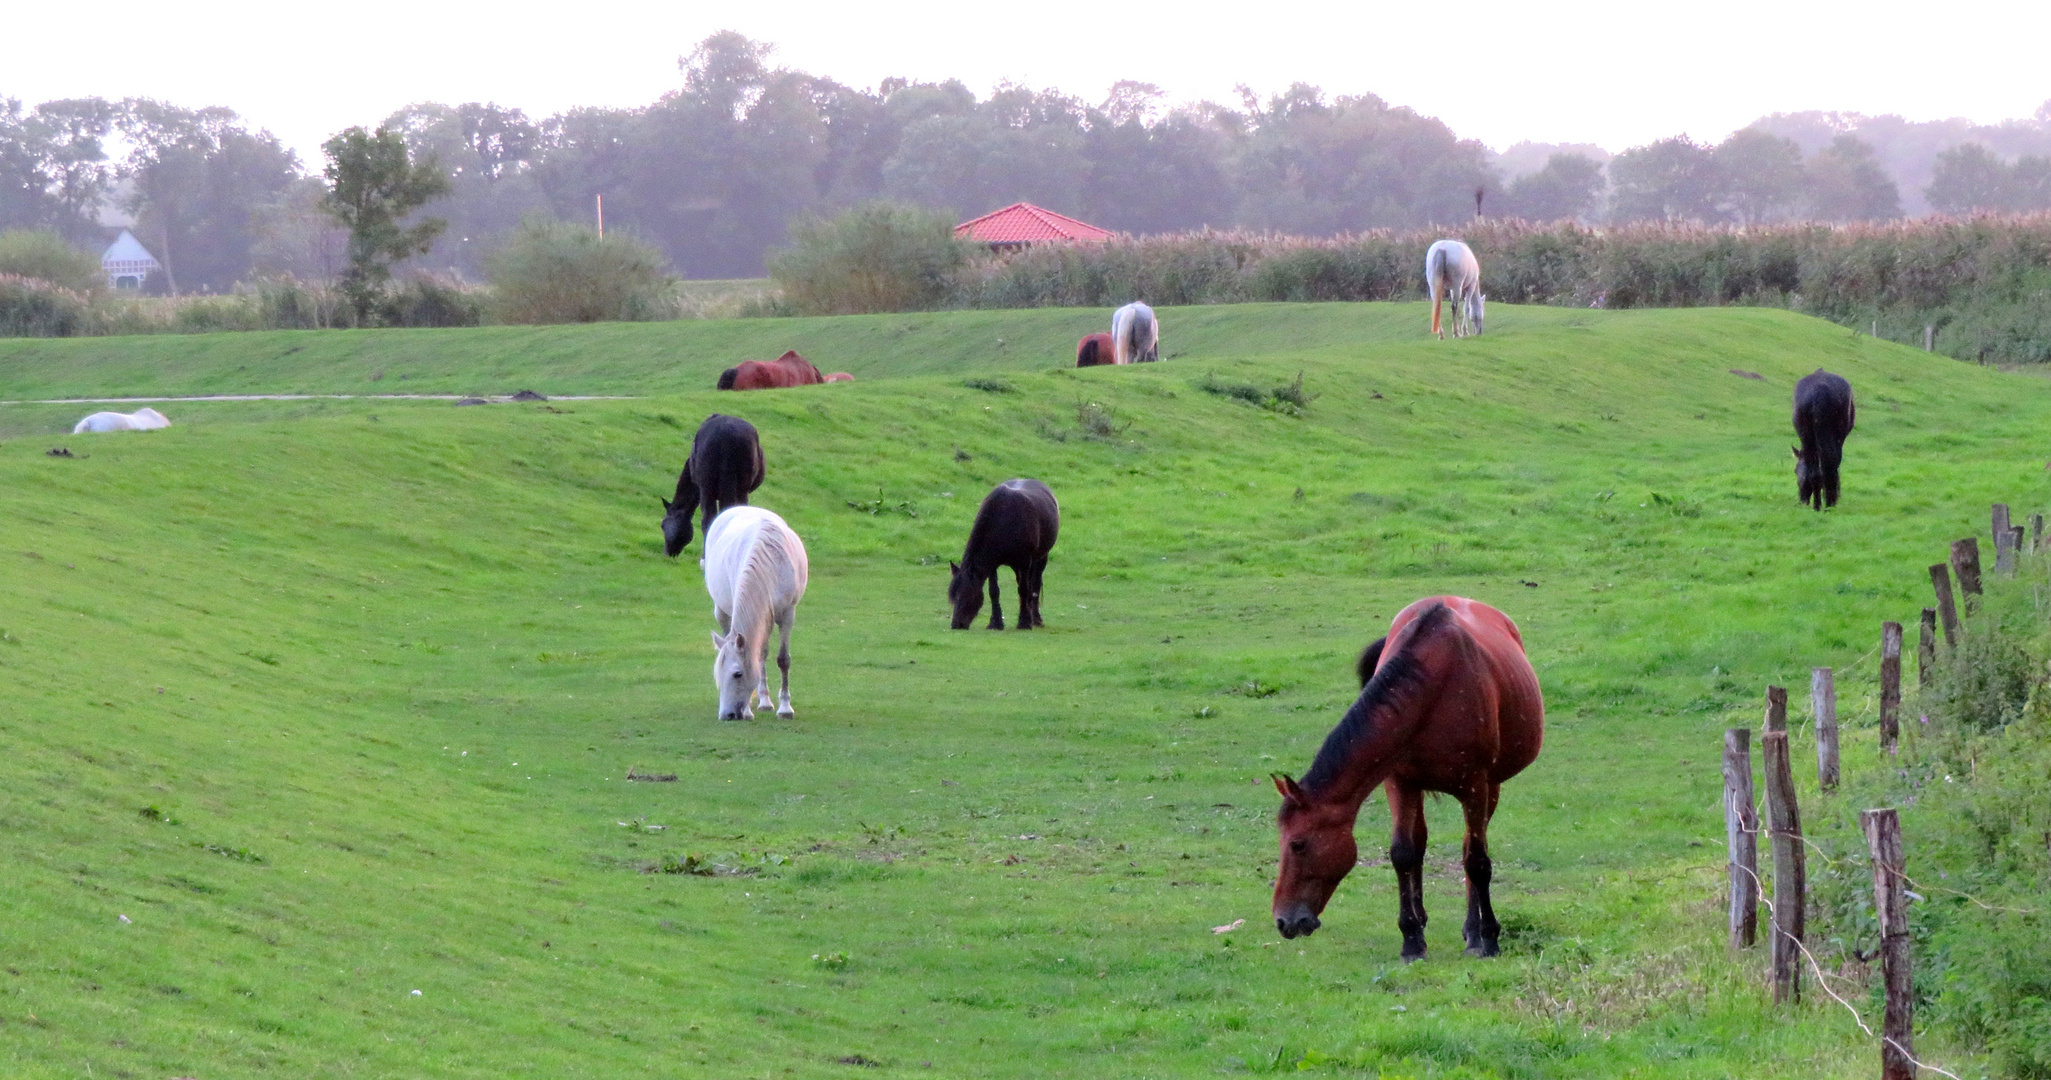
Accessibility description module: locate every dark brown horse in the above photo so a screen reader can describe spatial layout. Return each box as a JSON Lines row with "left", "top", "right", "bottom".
{"left": 1272, "top": 596, "right": 1543, "bottom": 961}
{"left": 660, "top": 414, "right": 765, "bottom": 556}
{"left": 1792, "top": 368, "right": 1855, "bottom": 510}
{"left": 949, "top": 479, "right": 1059, "bottom": 630}
{"left": 1076, "top": 332, "right": 1116, "bottom": 367}
{"left": 718, "top": 350, "right": 825, "bottom": 390}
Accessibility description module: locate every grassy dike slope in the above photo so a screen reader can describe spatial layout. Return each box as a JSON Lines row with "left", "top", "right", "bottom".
{"left": 2, "top": 305, "right": 2046, "bottom": 1078}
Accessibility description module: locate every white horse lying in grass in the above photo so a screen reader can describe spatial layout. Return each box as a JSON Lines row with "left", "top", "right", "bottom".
{"left": 73, "top": 407, "right": 171, "bottom": 433}
{"left": 1425, "top": 240, "right": 1484, "bottom": 339}
{"left": 703, "top": 506, "right": 809, "bottom": 720}
{"left": 1113, "top": 301, "right": 1160, "bottom": 364}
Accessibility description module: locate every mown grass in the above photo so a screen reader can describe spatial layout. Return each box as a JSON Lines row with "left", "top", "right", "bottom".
{"left": 1, "top": 304, "right": 2045, "bottom": 1077}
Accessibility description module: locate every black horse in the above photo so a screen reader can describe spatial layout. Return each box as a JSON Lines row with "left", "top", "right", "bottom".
{"left": 1792, "top": 369, "right": 1855, "bottom": 510}
{"left": 661, "top": 414, "right": 766, "bottom": 556}
{"left": 949, "top": 479, "right": 1059, "bottom": 630}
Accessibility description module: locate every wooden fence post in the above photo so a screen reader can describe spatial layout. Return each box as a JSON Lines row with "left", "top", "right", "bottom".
{"left": 1952, "top": 537, "right": 1983, "bottom": 599}
{"left": 2012, "top": 525, "right": 2025, "bottom": 567}
{"left": 1995, "top": 505, "right": 2016, "bottom": 575}
{"left": 2032, "top": 512, "right": 2044, "bottom": 554}
{"left": 1762, "top": 730, "right": 1805, "bottom": 1004}
{"left": 1924, "top": 323, "right": 1936, "bottom": 351}
{"left": 1723, "top": 728, "right": 1759, "bottom": 949}
{"left": 1812, "top": 668, "right": 1838, "bottom": 790}
{"left": 1993, "top": 503, "right": 2011, "bottom": 549}
{"left": 1880, "top": 622, "right": 1903, "bottom": 754}
{"left": 1929, "top": 565, "right": 1960, "bottom": 648}
{"left": 1765, "top": 685, "right": 1787, "bottom": 733}
{"left": 1863, "top": 808, "right": 1914, "bottom": 1080}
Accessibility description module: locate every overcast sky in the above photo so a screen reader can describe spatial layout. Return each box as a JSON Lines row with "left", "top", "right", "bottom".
{"left": 13, "top": 0, "right": 2051, "bottom": 165}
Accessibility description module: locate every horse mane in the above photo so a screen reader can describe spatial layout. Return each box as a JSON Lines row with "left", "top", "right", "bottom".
{"left": 1355, "top": 636, "right": 1387, "bottom": 687}
{"left": 730, "top": 520, "right": 800, "bottom": 636}
{"left": 1301, "top": 604, "right": 1454, "bottom": 796}
{"left": 717, "top": 367, "right": 739, "bottom": 390}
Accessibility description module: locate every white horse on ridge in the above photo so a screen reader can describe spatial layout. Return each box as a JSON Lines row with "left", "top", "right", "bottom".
{"left": 1424, "top": 240, "right": 1484, "bottom": 339}
{"left": 73, "top": 407, "right": 171, "bottom": 433}
{"left": 702, "top": 506, "right": 809, "bottom": 720}
{"left": 1112, "top": 301, "right": 1160, "bottom": 364}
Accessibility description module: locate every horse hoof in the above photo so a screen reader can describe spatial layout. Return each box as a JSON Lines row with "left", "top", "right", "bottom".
{"left": 777, "top": 708, "right": 794, "bottom": 720}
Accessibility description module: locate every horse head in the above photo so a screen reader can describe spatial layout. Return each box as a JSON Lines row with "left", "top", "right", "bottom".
{"left": 661, "top": 496, "right": 692, "bottom": 557}
{"left": 1271, "top": 773, "right": 1359, "bottom": 939}
{"left": 1793, "top": 446, "right": 1819, "bottom": 508}
{"left": 710, "top": 629, "right": 761, "bottom": 720}
{"left": 947, "top": 561, "right": 983, "bottom": 630}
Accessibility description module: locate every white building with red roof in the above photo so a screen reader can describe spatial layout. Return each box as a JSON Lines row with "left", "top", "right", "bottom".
{"left": 954, "top": 203, "right": 1116, "bottom": 250}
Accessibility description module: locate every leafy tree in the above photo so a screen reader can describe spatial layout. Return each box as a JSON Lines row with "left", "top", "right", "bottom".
{"left": 1806, "top": 135, "right": 1901, "bottom": 221}
{"left": 0, "top": 98, "right": 118, "bottom": 242}
{"left": 1609, "top": 137, "right": 1721, "bottom": 222}
{"left": 319, "top": 125, "right": 450, "bottom": 320}
{"left": 1714, "top": 129, "right": 1804, "bottom": 223}
{"left": 118, "top": 99, "right": 302, "bottom": 293}
{"left": 1499, "top": 153, "right": 1605, "bottom": 222}
{"left": 1232, "top": 86, "right": 1494, "bottom": 233}
{"left": 1927, "top": 143, "right": 2015, "bottom": 214}
{"left": 383, "top": 101, "right": 547, "bottom": 276}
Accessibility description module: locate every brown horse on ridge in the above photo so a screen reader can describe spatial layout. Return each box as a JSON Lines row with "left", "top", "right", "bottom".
{"left": 718, "top": 350, "right": 825, "bottom": 390}
{"left": 1272, "top": 596, "right": 1543, "bottom": 961}
{"left": 1076, "top": 332, "right": 1116, "bottom": 367}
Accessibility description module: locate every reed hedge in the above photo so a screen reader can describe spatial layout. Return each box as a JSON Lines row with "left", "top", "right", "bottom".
{"left": 941, "top": 215, "right": 2051, "bottom": 363}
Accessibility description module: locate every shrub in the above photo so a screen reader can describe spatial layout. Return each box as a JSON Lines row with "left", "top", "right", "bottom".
{"left": 0, "top": 230, "right": 101, "bottom": 294}
{"left": 253, "top": 276, "right": 348, "bottom": 330}
{"left": 487, "top": 219, "right": 669, "bottom": 324}
{"left": 768, "top": 202, "right": 969, "bottom": 315}
{"left": 383, "top": 272, "right": 484, "bottom": 328}
{"left": 0, "top": 274, "right": 91, "bottom": 336}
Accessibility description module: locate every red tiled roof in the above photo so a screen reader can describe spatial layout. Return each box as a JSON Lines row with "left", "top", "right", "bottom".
{"left": 954, "top": 203, "right": 1116, "bottom": 244}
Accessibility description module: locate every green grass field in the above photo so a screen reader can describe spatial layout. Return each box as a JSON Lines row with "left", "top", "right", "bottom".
{"left": 3, "top": 303, "right": 2045, "bottom": 1078}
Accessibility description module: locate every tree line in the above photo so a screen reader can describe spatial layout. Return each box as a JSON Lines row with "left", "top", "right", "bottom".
{"left": 9, "top": 32, "right": 2051, "bottom": 288}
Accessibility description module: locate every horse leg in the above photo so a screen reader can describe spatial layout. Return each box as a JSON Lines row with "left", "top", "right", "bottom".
{"left": 1025, "top": 557, "right": 1046, "bottom": 628}
{"left": 1460, "top": 782, "right": 1501, "bottom": 957}
{"left": 774, "top": 610, "right": 795, "bottom": 719}
{"left": 986, "top": 569, "right": 1005, "bottom": 630}
{"left": 1432, "top": 291, "right": 1444, "bottom": 339}
{"left": 1388, "top": 781, "right": 1429, "bottom": 962}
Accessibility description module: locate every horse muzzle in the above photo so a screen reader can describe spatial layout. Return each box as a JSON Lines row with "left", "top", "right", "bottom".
{"left": 1275, "top": 907, "right": 1321, "bottom": 939}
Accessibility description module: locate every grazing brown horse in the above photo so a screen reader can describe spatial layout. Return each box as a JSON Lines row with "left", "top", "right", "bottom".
{"left": 1076, "top": 332, "right": 1116, "bottom": 367}
{"left": 718, "top": 350, "right": 825, "bottom": 390}
{"left": 1272, "top": 596, "right": 1543, "bottom": 961}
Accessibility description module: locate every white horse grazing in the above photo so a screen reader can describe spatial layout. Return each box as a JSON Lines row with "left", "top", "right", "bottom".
{"left": 702, "top": 506, "right": 809, "bottom": 720}
{"left": 1112, "top": 301, "right": 1160, "bottom": 364}
{"left": 1424, "top": 240, "right": 1484, "bottom": 339}
{"left": 72, "top": 407, "right": 171, "bottom": 434}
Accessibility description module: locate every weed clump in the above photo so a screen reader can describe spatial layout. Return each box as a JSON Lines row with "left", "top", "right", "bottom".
{"left": 1196, "top": 370, "right": 1315, "bottom": 415}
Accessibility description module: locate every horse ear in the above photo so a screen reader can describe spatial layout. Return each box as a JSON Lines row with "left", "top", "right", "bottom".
{"left": 1790, "top": 446, "right": 1800, "bottom": 459}
{"left": 709, "top": 630, "right": 724, "bottom": 650}
{"left": 1271, "top": 773, "right": 1306, "bottom": 804}
{"left": 733, "top": 633, "right": 746, "bottom": 652}
{"left": 661, "top": 496, "right": 673, "bottom": 512}
{"left": 949, "top": 561, "right": 960, "bottom": 575}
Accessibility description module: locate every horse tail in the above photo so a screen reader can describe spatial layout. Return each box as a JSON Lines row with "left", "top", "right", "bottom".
{"left": 1355, "top": 636, "right": 1387, "bottom": 687}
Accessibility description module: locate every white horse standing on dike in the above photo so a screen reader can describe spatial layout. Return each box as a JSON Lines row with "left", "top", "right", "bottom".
{"left": 1112, "top": 301, "right": 1160, "bottom": 364}
{"left": 72, "top": 407, "right": 171, "bottom": 433}
{"left": 702, "top": 506, "right": 809, "bottom": 721}
{"left": 1424, "top": 240, "right": 1484, "bottom": 339}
